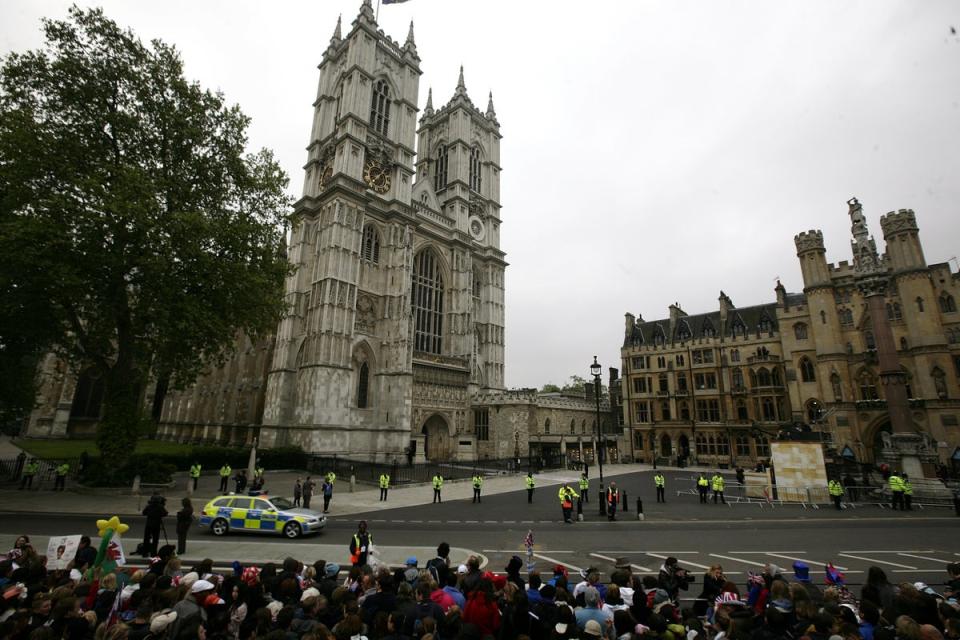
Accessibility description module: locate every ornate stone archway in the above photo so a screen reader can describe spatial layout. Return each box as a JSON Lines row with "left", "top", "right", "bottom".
{"left": 421, "top": 414, "right": 451, "bottom": 461}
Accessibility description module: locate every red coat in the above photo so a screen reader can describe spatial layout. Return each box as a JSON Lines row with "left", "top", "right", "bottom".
{"left": 463, "top": 590, "right": 501, "bottom": 636}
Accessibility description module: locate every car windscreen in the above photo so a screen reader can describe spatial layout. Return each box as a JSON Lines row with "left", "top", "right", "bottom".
{"left": 270, "top": 497, "right": 293, "bottom": 510}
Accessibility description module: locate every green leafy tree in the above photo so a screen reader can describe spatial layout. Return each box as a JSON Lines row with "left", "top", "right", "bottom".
{"left": 0, "top": 8, "right": 291, "bottom": 460}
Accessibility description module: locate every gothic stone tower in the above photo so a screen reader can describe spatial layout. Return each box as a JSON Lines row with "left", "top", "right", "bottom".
{"left": 260, "top": 1, "right": 506, "bottom": 461}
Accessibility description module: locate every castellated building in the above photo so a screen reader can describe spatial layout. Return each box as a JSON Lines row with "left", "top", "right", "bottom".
{"left": 25, "top": 2, "right": 512, "bottom": 462}
{"left": 621, "top": 205, "right": 960, "bottom": 472}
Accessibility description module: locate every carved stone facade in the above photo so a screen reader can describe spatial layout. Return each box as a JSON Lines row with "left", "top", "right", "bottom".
{"left": 470, "top": 389, "right": 618, "bottom": 467}
{"left": 164, "top": 2, "right": 507, "bottom": 461}
{"left": 622, "top": 203, "right": 960, "bottom": 470}
{"left": 25, "top": 3, "right": 507, "bottom": 461}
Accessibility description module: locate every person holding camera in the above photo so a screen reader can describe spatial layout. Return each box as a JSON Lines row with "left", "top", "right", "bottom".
{"left": 141, "top": 492, "right": 168, "bottom": 557}
{"left": 657, "top": 556, "right": 693, "bottom": 601}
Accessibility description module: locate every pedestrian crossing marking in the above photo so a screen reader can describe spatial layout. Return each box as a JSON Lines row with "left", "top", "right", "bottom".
{"left": 533, "top": 552, "right": 582, "bottom": 573}
{"left": 589, "top": 552, "right": 652, "bottom": 573}
{"left": 762, "top": 553, "right": 846, "bottom": 571}
{"left": 645, "top": 552, "right": 713, "bottom": 571}
{"left": 896, "top": 552, "right": 953, "bottom": 564}
{"left": 838, "top": 553, "right": 916, "bottom": 569}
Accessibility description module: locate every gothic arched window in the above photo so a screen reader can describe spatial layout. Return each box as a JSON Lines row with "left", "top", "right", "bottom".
{"left": 434, "top": 145, "right": 449, "bottom": 191}
{"left": 732, "top": 368, "right": 744, "bottom": 389}
{"left": 730, "top": 348, "right": 740, "bottom": 363}
{"left": 70, "top": 368, "right": 105, "bottom": 419}
{"left": 756, "top": 368, "right": 772, "bottom": 386}
{"left": 858, "top": 371, "right": 879, "bottom": 400}
{"left": 544, "top": 418, "right": 551, "bottom": 435}
{"left": 676, "top": 321, "right": 691, "bottom": 341}
{"left": 570, "top": 419, "right": 575, "bottom": 433}
{"left": 736, "top": 399, "right": 748, "bottom": 421}
{"left": 916, "top": 297, "right": 924, "bottom": 313}
{"left": 357, "top": 362, "right": 370, "bottom": 408}
{"left": 755, "top": 435, "right": 770, "bottom": 457}
{"left": 679, "top": 401, "right": 690, "bottom": 421}
{"left": 820, "top": 310, "right": 827, "bottom": 324}
{"left": 412, "top": 249, "right": 445, "bottom": 354}
{"left": 794, "top": 323, "right": 808, "bottom": 340}
{"left": 362, "top": 224, "right": 380, "bottom": 264}
{"left": 799, "top": 357, "right": 816, "bottom": 382}
{"left": 940, "top": 293, "right": 957, "bottom": 313}
{"left": 732, "top": 320, "right": 746, "bottom": 337}
{"left": 469, "top": 146, "right": 482, "bottom": 192}
{"left": 369, "top": 80, "right": 391, "bottom": 136}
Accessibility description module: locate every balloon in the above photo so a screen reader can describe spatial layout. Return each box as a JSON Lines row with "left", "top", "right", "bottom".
{"left": 96, "top": 516, "right": 129, "bottom": 537}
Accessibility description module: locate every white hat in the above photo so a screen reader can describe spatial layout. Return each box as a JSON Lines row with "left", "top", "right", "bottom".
{"left": 457, "top": 564, "right": 468, "bottom": 574}
{"left": 190, "top": 579, "right": 215, "bottom": 594}
{"left": 149, "top": 610, "right": 177, "bottom": 634}
{"left": 301, "top": 587, "right": 320, "bottom": 602}
{"left": 69, "top": 569, "right": 83, "bottom": 582}
{"left": 181, "top": 572, "right": 200, "bottom": 589}
{"left": 266, "top": 601, "right": 283, "bottom": 620}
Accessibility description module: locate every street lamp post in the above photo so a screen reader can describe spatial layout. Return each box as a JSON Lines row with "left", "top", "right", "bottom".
{"left": 590, "top": 356, "right": 604, "bottom": 484}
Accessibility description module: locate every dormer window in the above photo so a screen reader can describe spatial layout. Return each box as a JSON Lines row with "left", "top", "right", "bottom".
{"left": 369, "top": 80, "right": 391, "bottom": 136}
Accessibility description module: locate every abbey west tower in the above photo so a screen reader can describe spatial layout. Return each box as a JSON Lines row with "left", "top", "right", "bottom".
{"left": 259, "top": 1, "right": 506, "bottom": 461}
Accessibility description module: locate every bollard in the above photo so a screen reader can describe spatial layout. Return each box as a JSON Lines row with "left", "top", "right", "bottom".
{"left": 622, "top": 491, "right": 628, "bottom": 512}
{"left": 577, "top": 497, "right": 584, "bottom": 521}
{"left": 599, "top": 489, "right": 606, "bottom": 516}
{"left": 186, "top": 477, "right": 194, "bottom": 495}
{"left": 132, "top": 474, "right": 141, "bottom": 495}
{"left": 350, "top": 474, "right": 356, "bottom": 493}
{"left": 636, "top": 497, "right": 644, "bottom": 521}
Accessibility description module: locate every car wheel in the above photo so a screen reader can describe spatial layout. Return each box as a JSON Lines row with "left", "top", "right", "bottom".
{"left": 283, "top": 522, "right": 301, "bottom": 539}
{"left": 211, "top": 518, "right": 229, "bottom": 536}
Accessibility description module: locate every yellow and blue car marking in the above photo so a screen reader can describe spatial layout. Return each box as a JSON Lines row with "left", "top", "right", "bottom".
{"left": 198, "top": 495, "right": 324, "bottom": 536}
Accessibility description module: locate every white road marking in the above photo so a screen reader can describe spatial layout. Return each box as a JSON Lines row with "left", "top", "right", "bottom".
{"left": 761, "top": 553, "right": 847, "bottom": 571}
{"left": 409, "top": 520, "right": 422, "bottom": 523}
{"left": 465, "top": 520, "right": 478, "bottom": 524}
{"left": 428, "top": 520, "right": 440, "bottom": 523}
{"left": 708, "top": 553, "right": 764, "bottom": 567}
{"left": 841, "top": 550, "right": 936, "bottom": 553}
{"left": 521, "top": 520, "right": 534, "bottom": 524}
{"left": 533, "top": 553, "right": 582, "bottom": 573}
{"left": 644, "top": 552, "right": 713, "bottom": 571}
{"left": 447, "top": 520, "right": 461, "bottom": 523}
{"left": 896, "top": 552, "right": 954, "bottom": 564}
{"left": 596, "top": 551, "right": 699, "bottom": 554}
{"left": 838, "top": 553, "right": 916, "bottom": 569}
{"left": 589, "top": 552, "right": 653, "bottom": 573}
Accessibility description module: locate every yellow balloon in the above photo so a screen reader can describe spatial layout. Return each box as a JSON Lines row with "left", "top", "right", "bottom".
{"left": 96, "top": 515, "right": 130, "bottom": 537}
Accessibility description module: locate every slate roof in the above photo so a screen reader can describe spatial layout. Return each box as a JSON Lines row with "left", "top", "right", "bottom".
{"left": 625, "top": 299, "right": 790, "bottom": 348}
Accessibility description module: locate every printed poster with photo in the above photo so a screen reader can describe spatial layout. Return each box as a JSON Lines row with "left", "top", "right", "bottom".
{"left": 46, "top": 535, "right": 81, "bottom": 570}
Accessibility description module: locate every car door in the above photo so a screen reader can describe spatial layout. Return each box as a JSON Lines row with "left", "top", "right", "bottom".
{"left": 252, "top": 498, "right": 278, "bottom": 531}
{"left": 228, "top": 498, "right": 253, "bottom": 531}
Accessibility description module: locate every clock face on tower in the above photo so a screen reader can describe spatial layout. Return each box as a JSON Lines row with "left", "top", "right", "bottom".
{"left": 363, "top": 159, "right": 391, "bottom": 194}
{"left": 468, "top": 215, "right": 485, "bottom": 242}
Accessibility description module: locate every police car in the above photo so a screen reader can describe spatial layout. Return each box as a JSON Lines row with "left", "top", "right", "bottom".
{"left": 198, "top": 495, "right": 326, "bottom": 538}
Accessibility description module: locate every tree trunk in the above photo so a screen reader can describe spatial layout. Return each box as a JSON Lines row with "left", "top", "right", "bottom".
{"left": 96, "top": 352, "right": 143, "bottom": 465}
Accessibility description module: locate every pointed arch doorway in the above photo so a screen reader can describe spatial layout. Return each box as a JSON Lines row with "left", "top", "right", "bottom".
{"left": 422, "top": 414, "right": 451, "bottom": 461}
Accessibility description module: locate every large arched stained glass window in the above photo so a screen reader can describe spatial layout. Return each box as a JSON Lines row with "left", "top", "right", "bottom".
{"left": 413, "top": 250, "right": 444, "bottom": 354}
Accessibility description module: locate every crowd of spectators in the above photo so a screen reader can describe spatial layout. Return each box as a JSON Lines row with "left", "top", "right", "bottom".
{"left": 2, "top": 532, "right": 959, "bottom": 640}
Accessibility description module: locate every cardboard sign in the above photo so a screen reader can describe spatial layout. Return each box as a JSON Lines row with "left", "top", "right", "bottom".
{"left": 46, "top": 535, "right": 81, "bottom": 571}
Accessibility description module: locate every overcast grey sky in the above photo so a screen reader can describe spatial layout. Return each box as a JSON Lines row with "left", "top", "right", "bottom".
{"left": 3, "top": 1, "right": 959, "bottom": 390}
